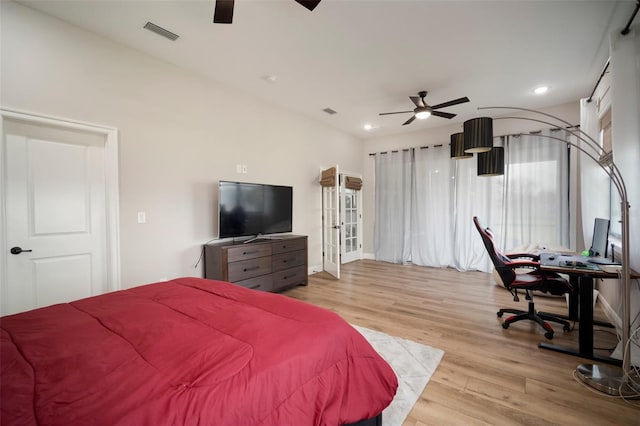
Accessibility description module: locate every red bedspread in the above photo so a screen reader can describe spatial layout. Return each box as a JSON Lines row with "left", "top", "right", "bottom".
{"left": 1, "top": 277, "right": 397, "bottom": 425}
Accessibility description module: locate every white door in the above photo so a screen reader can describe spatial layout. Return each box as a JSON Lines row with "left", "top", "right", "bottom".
{"left": 3, "top": 118, "right": 109, "bottom": 315}
{"left": 340, "top": 178, "right": 362, "bottom": 264}
{"left": 321, "top": 166, "right": 340, "bottom": 279}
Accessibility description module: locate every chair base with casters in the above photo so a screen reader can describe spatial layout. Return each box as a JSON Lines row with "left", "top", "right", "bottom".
{"left": 497, "top": 299, "right": 571, "bottom": 340}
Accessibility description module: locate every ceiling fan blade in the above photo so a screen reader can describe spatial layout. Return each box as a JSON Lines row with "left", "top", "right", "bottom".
{"left": 430, "top": 97, "right": 470, "bottom": 110}
{"left": 431, "top": 110, "right": 456, "bottom": 119}
{"left": 410, "top": 96, "right": 425, "bottom": 108}
{"left": 213, "top": 0, "right": 234, "bottom": 24}
{"left": 379, "top": 111, "right": 414, "bottom": 116}
{"left": 295, "top": 0, "right": 321, "bottom": 11}
{"left": 402, "top": 116, "right": 417, "bottom": 126}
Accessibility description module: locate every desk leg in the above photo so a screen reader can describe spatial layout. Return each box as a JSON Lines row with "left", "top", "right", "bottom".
{"left": 578, "top": 276, "right": 593, "bottom": 357}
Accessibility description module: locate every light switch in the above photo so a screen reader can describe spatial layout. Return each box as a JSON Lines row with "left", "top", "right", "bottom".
{"left": 236, "top": 164, "right": 242, "bottom": 173}
{"left": 137, "top": 211, "right": 146, "bottom": 224}
{"left": 242, "top": 165, "right": 248, "bottom": 174}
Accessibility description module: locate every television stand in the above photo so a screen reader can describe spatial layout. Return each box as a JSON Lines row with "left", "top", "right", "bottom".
{"left": 204, "top": 235, "right": 308, "bottom": 292}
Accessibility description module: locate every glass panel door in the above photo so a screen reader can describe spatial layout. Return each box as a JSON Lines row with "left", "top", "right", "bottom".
{"left": 340, "top": 177, "right": 362, "bottom": 264}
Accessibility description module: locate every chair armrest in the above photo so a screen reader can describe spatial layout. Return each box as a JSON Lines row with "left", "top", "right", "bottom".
{"left": 505, "top": 260, "right": 540, "bottom": 270}
{"left": 506, "top": 253, "right": 540, "bottom": 262}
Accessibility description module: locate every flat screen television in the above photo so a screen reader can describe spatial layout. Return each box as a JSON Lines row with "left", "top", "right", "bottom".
{"left": 218, "top": 181, "right": 293, "bottom": 239}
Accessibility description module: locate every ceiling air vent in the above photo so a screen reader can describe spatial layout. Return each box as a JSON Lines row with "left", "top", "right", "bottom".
{"left": 322, "top": 108, "right": 337, "bottom": 115}
{"left": 143, "top": 22, "right": 180, "bottom": 41}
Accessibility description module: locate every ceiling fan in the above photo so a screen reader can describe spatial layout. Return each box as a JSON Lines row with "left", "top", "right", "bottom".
{"left": 214, "top": 0, "right": 321, "bottom": 24}
{"left": 379, "top": 91, "right": 470, "bottom": 126}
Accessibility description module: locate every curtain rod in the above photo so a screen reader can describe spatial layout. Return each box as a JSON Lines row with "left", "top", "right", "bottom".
{"left": 587, "top": 1, "right": 639, "bottom": 102}
{"left": 368, "top": 125, "right": 578, "bottom": 157}
{"left": 621, "top": 0, "right": 640, "bottom": 36}
{"left": 494, "top": 124, "right": 579, "bottom": 139}
{"left": 587, "top": 60, "right": 610, "bottom": 103}
{"left": 368, "top": 143, "right": 444, "bottom": 157}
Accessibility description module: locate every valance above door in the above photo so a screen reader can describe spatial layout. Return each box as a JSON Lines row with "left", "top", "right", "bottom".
{"left": 344, "top": 176, "right": 362, "bottom": 190}
{"left": 319, "top": 167, "right": 336, "bottom": 187}
{"left": 319, "top": 167, "right": 362, "bottom": 191}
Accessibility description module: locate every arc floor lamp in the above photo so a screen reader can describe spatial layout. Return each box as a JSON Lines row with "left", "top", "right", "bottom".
{"left": 454, "top": 106, "right": 635, "bottom": 396}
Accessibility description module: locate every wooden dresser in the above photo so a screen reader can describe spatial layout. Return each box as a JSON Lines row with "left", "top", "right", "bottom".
{"left": 204, "top": 235, "right": 308, "bottom": 292}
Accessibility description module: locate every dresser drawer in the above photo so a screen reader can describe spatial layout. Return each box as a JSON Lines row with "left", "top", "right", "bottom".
{"left": 228, "top": 257, "right": 272, "bottom": 282}
{"left": 272, "top": 265, "right": 307, "bottom": 291}
{"left": 226, "top": 244, "right": 272, "bottom": 263}
{"left": 272, "top": 250, "right": 306, "bottom": 272}
{"left": 272, "top": 238, "right": 305, "bottom": 254}
{"left": 235, "top": 275, "right": 273, "bottom": 292}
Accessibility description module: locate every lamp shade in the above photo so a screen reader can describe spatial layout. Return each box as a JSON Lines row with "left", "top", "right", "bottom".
{"left": 463, "top": 117, "right": 493, "bottom": 153}
{"left": 450, "top": 132, "right": 473, "bottom": 159}
{"left": 477, "top": 147, "right": 504, "bottom": 176}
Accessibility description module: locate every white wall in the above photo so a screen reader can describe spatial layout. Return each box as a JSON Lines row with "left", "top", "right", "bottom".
{"left": 1, "top": 1, "right": 364, "bottom": 287}
{"left": 361, "top": 102, "right": 580, "bottom": 256}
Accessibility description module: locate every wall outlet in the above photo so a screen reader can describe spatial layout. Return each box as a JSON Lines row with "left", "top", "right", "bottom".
{"left": 236, "top": 164, "right": 242, "bottom": 173}
{"left": 137, "top": 211, "right": 146, "bottom": 224}
{"left": 242, "top": 165, "right": 248, "bottom": 174}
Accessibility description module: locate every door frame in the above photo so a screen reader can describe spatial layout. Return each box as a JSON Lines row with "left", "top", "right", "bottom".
{"left": 339, "top": 172, "right": 363, "bottom": 264}
{"left": 320, "top": 165, "right": 340, "bottom": 279}
{"left": 0, "top": 108, "right": 121, "bottom": 313}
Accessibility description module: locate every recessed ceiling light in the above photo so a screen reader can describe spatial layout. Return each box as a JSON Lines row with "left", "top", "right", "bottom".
{"left": 533, "top": 85, "right": 549, "bottom": 95}
{"left": 363, "top": 123, "right": 379, "bottom": 131}
{"left": 261, "top": 75, "right": 277, "bottom": 83}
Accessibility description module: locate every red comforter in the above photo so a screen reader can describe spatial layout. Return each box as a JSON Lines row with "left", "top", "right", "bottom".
{"left": 1, "top": 277, "right": 397, "bottom": 425}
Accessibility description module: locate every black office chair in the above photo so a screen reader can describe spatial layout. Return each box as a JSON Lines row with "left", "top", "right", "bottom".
{"left": 473, "top": 216, "right": 573, "bottom": 339}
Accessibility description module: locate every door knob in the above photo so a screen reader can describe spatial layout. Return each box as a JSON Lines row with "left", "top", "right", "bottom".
{"left": 10, "top": 247, "right": 32, "bottom": 255}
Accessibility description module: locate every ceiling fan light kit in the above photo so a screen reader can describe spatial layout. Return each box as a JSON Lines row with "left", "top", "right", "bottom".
{"left": 415, "top": 108, "right": 431, "bottom": 119}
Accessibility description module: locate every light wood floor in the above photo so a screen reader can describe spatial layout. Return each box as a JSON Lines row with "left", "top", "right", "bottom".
{"left": 283, "top": 260, "right": 639, "bottom": 425}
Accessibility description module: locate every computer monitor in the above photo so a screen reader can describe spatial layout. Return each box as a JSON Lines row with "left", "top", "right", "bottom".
{"left": 590, "top": 218, "right": 610, "bottom": 258}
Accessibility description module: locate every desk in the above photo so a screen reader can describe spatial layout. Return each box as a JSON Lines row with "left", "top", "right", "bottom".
{"left": 538, "top": 253, "right": 637, "bottom": 365}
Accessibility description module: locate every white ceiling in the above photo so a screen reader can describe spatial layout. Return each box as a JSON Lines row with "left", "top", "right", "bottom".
{"left": 17, "top": 0, "right": 635, "bottom": 139}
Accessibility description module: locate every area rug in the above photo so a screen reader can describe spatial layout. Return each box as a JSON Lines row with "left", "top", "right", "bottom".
{"left": 352, "top": 325, "right": 445, "bottom": 426}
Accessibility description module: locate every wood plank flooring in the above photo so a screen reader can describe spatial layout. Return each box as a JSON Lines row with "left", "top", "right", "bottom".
{"left": 282, "top": 260, "right": 639, "bottom": 425}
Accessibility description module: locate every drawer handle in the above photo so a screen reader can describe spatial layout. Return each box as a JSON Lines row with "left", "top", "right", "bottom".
{"left": 244, "top": 266, "right": 260, "bottom": 272}
{"left": 243, "top": 250, "right": 258, "bottom": 255}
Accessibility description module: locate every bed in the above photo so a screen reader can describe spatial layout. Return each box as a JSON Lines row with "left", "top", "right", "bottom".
{"left": 1, "top": 277, "right": 397, "bottom": 425}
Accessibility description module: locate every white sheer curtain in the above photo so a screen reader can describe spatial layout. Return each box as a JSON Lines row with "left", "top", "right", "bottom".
{"left": 502, "top": 130, "right": 570, "bottom": 250}
{"left": 373, "top": 131, "right": 570, "bottom": 273}
{"left": 374, "top": 150, "right": 413, "bottom": 263}
{"left": 411, "top": 146, "right": 453, "bottom": 267}
{"left": 452, "top": 148, "right": 502, "bottom": 273}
